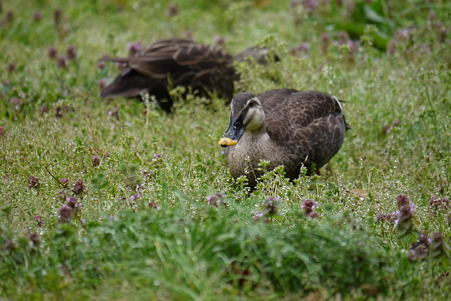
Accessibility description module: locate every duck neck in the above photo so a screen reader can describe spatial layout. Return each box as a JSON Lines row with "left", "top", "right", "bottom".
{"left": 242, "top": 126, "right": 268, "bottom": 143}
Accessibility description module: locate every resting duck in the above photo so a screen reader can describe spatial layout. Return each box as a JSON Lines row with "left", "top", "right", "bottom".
{"left": 218, "top": 89, "right": 350, "bottom": 188}
{"left": 99, "top": 38, "right": 276, "bottom": 112}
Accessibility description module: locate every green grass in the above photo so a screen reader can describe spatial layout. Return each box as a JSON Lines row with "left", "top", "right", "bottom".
{"left": 1, "top": 0, "right": 450, "bottom": 299}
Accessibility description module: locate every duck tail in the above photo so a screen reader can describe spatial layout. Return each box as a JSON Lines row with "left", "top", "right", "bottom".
{"left": 333, "top": 96, "right": 351, "bottom": 130}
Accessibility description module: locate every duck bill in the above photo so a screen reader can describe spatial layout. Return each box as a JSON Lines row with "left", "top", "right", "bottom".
{"left": 217, "top": 116, "right": 246, "bottom": 147}
{"left": 218, "top": 137, "right": 238, "bottom": 146}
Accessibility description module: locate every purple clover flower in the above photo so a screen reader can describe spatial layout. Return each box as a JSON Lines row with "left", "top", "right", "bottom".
{"left": 6, "top": 63, "right": 16, "bottom": 73}
{"left": 53, "top": 9, "right": 63, "bottom": 27}
{"left": 59, "top": 205, "right": 72, "bottom": 223}
{"left": 206, "top": 193, "right": 226, "bottom": 207}
{"left": 48, "top": 46, "right": 58, "bottom": 59}
{"left": 97, "top": 61, "right": 106, "bottom": 69}
{"left": 34, "top": 215, "right": 44, "bottom": 227}
{"left": 130, "top": 193, "right": 142, "bottom": 201}
{"left": 66, "top": 45, "right": 77, "bottom": 60}
{"left": 409, "top": 231, "right": 451, "bottom": 261}
{"left": 376, "top": 212, "right": 397, "bottom": 222}
{"left": 66, "top": 197, "right": 77, "bottom": 208}
{"left": 302, "top": 0, "right": 318, "bottom": 12}
{"left": 409, "top": 243, "right": 428, "bottom": 261}
{"left": 29, "top": 233, "right": 41, "bottom": 246}
{"left": 215, "top": 36, "right": 225, "bottom": 46}
{"left": 396, "top": 194, "right": 411, "bottom": 209}
{"left": 301, "top": 199, "right": 319, "bottom": 218}
{"left": 108, "top": 107, "right": 120, "bottom": 120}
{"left": 33, "top": 11, "right": 42, "bottom": 21}
{"left": 290, "top": 42, "right": 310, "bottom": 56}
{"left": 167, "top": 3, "right": 179, "bottom": 17}
{"left": 393, "top": 194, "right": 416, "bottom": 237}
{"left": 73, "top": 180, "right": 85, "bottom": 195}
{"left": 408, "top": 231, "right": 431, "bottom": 261}
{"left": 264, "top": 196, "right": 280, "bottom": 216}
{"left": 337, "top": 31, "right": 349, "bottom": 45}
{"left": 57, "top": 56, "right": 69, "bottom": 68}
{"left": 429, "top": 232, "right": 451, "bottom": 260}
{"left": 58, "top": 190, "right": 68, "bottom": 200}
{"left": 91, "top": 155, "right": 100, "bottom": 167}
{"left": 60, "top": 178, "right": 69, "bottom": 188}
{"left": 98, "top": 78, "right": 107, "bottom": 90}
{"left": 394, "top": 203, "right": 415, "bottom": 228}
{"left": 39, "top": 105, "right": 49, "bottom": 114}
{"left": 252, "top": 211, "right": 265, "bottom": 221}
{"left": 5, "top": 11, "right": 14, "bottom": 24}
{"left": 28, "top": 175, "right": 40, "bottom": 189}
{"left": 10, "top": 97, "right": 21, "bottom": 110}
{"left": 148, "top": 200, "right": 158, "bottom": 209}
{"left": 429, "top": 196, "right": 450, "bottom": 216}
{"left": 321, "top": 33, "right": 331, "bottom": 55}
{"left": 347, "top": 40, "right": 360, "bottom": 53}
{"left": 127, "top": 42, "right": 143, "bottom": 56}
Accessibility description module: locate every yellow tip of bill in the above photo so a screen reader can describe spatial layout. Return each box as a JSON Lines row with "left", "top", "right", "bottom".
{"left": 218, "top": 137, "right": 238, "bottom": 146}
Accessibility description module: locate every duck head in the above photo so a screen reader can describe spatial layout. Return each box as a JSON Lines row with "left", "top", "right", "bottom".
{"left": 218, "top": 92, "right": 265, "bottom": 147}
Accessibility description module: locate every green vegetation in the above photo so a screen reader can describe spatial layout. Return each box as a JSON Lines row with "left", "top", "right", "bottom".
{"left": 1, "top": 0, "right": 450, "bottom": 299}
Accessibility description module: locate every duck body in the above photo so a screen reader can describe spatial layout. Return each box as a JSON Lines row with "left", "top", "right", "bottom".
{"left": 218, "top": 89, "right": 349, "bottom": 187}
{"left": 100, "top": 38, "right": 235, "bottom": 112}
{"left": 100, "top": 38, "right": 275, "bottom": 112}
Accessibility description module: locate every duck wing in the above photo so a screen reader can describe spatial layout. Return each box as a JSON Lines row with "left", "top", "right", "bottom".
{"left": 260, "top": 90, "right": 348, "bottom": 168}
{"left": 260, "top": 90, "right": 346, "bottom": 140}
{"left": 125, "top": 39, "right": 202, "bottom": 79}
{"left": 102, "top": 38, "right": 235, "bottom": 99}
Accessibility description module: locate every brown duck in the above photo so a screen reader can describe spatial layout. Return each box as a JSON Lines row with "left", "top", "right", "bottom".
{"left": 218, "top": 89, "right": 350, "bottom": 188}
{"left": 99, "top": 38, "right": 276, "bottom": 112}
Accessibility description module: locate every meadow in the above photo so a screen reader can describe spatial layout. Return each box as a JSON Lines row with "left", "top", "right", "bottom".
{"left": 0, "top": 0, "right": 450, "bottom": 300}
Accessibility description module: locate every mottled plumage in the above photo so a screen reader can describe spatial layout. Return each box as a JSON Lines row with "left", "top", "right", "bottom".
{"left": 99, "top": 38, "right": 275, "bottom": 112}
{"left": 218, "top": 89, "right": 350, "bottom": 188}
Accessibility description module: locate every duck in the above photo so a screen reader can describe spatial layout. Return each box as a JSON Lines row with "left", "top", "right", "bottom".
{"left": 99, "top": 38, "right": 277, "bottom": 112}
{"left": 218, "top": 89, "right": 350, "bottom": 188}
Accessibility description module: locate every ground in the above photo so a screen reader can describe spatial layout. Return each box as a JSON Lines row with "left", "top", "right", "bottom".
{"left": 0, "top": 0, "right": 450, "bottom": 300}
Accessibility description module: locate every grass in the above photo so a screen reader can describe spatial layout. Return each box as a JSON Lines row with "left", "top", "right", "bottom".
{"left": 1, "top": 0, "right": 450, "bottom": 299}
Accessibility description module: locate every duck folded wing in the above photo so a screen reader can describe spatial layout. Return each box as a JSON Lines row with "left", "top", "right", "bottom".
{"left": 262, "top": 90, "right": 346, "bottom": 142}
{"left": 126, "top": 40, "right": 232, "bottom": 78}
{"left": 290, "top": 113, "right": 347, "bottom": 167}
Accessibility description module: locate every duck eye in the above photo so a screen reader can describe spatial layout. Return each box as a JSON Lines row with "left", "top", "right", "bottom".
{"left": 234, "top": 122, "right": 241, "bottom": 130}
